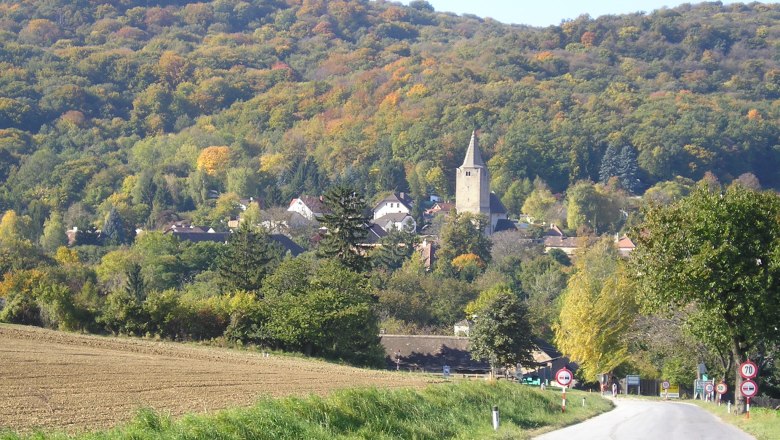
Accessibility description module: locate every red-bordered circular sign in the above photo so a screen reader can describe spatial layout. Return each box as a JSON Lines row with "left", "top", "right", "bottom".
{"left": 741, "top": 379, "right": 758, "bottom": 398}
{"left": 555, "top": 368, "right": 573, "bottom": 387}
{"left": 740, "top": 360, "right": 758, "bottom": 379}
{"left": 716, "top": 382, "right": 728, "bottom": 395}
{"left": 662, "top": 380, "right": 670, "bottom": 390}
{"left": 705, "top": 383, "right": 714, "bottom": 393}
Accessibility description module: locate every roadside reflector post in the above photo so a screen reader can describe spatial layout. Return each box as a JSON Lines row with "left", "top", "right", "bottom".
{"left": 582, "top": 397, "right": 586, "bottom": 407}
{"left": 492, "top": 406, "right": 499, "bottom": 430}
{"left": 727, "top": 401, "right": 731, "bottom": 414}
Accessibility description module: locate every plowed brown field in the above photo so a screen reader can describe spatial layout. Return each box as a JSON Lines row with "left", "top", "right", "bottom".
{"left": 0, "top": 324, "right": 433, "bottom": 433}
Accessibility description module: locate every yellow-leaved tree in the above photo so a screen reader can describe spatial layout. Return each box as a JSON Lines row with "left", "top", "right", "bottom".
{"left": 554, "top": 238, "right": 638, "bottom": 381}
{"left": 196, "top": 146, "right": 231, "bottom": 176}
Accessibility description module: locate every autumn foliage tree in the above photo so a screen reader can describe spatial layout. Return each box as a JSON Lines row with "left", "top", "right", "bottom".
{"left": 555, "top": 238, "right": 638, "bottom": 381}
{"left": 196, "top": 146, "right": 231, "bottom": 176}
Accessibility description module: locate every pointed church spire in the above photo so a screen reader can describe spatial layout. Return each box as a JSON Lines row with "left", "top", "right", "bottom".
{"left": 461, "top": 130, "right": 486, "bottom": 168}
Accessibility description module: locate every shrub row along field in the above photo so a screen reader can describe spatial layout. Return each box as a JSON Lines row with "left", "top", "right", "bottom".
{"left": 2, "top": 380, "right": 612, "bottom": 440}
{"left": 0, "top": 324, "right": 433, "bottom": 434}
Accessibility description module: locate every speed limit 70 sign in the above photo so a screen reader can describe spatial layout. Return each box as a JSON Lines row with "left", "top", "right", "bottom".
{"left": 740, "top": 360, "right": 758, "bottom": 379}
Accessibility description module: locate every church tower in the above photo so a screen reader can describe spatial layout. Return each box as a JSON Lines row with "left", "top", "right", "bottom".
{"left": 456, "top": 130, "right": 491, "bottom": 219}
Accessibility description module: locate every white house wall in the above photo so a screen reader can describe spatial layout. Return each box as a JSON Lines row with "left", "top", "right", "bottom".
{"left": 374, "top": 202, "right": 411, "bottom": 220}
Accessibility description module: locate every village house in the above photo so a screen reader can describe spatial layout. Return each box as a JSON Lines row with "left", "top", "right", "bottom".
{"left": 424, "top": 201, "right": 455, "bottom": 217}
{"left": 287, "top": 195, "right": 329, "bottom": 222}
{"left": 373, "top": 192, "right": 417, "bottom": 233}
{"left": 373, "top": 192, "right": 413, "bottom": 218}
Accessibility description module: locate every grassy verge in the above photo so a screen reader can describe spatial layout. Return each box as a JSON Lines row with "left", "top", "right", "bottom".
{"left": 690, "top": 400, "right": 780, "bottom": 440}
{"left": 1, "top": 381, "right": 612, "bottom": 440}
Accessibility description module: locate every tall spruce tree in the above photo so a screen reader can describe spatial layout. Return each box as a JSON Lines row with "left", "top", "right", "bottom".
{"left": 102, "top": 207, "right": 128, "bottom": 245}
{"left": 125, "top": 262, "right": 146, "bottom": 303}
{"left": 317, "top": 185, "right": 370, "bottom": 272}
{"left": 598, "top": 144, "right": 620, "bottom": 184}
{"left": 217, "top": 222, "right": 281, "bottom": 294}
{"left": 617, "top": 145, "right": 640, "bottom": 193}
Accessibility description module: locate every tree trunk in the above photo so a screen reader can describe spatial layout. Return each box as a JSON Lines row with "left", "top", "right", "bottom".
{"left": 731, "top": 338, "right": 745, "bottom": 414}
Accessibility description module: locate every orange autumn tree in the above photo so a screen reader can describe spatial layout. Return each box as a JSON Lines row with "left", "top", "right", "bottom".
{"left": 196, "top": 146, "right": 231, "bottom": 176}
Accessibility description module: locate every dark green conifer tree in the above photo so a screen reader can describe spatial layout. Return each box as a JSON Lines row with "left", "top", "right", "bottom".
{"left": 598, "top": 144, "right": 620, "bottom": 184}
{"left": 372, "top": 223, "right": 419, "bottom": 272}
{"left": 216, "top": 222, "right": 281, "bottom": 294}
{"left": 317, "top": 185, "right": 370, "bottom": 272}
{"left": 102, "top": 207, "right": 128, "bottom": 245}
{"left": 617, "top": 145, "right": 640, "bottom": 193}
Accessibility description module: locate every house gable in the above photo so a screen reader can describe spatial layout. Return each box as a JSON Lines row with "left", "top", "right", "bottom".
{"left": 373, "top": 192, "right": 413, "bottom": 219}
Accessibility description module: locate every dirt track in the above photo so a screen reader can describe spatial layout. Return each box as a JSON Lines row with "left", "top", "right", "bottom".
{"left": 0, "top": 324, "right": 432, "bottom": 433}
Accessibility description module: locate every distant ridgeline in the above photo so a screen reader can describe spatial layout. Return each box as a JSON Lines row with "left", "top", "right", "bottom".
{"left": 0, "top": 0, "right": 778, "bottom": 223}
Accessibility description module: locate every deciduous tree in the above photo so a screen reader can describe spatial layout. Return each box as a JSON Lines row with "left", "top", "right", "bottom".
{"left": 469, "top": 284, "right": 535, "bottom": 372}
{"left": 631, "top": 184, "right": 780, "bottom": 412}
{"left": 555, "top": 238, "right": 638, "bottom": 380}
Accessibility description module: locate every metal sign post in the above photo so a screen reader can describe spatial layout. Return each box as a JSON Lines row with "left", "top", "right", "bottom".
{"left": 740, "top": 379, "right": 758, "bottom": 419}
{"left": 716, "top": 382, "right": 728, "bottom": 406}
{"left": 739, "top": 361, "right": 759, "bottom": 418}
{"left": 562, "top": 386, "right": 566, "bottom": 412}
{"left": 705, "top": 382, "right": 715, "bottom": 402}
{"left": 555, "top": 368, "right": 573, "bottom": 413}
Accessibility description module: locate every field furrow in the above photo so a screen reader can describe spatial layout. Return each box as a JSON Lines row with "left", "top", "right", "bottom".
{"left": 0, "top": 324, "right": 433, "bottom": 433}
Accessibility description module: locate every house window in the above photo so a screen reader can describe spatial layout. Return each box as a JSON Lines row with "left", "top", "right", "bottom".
{"left": 466, "top": 171, "right": 471, "bottom": 176}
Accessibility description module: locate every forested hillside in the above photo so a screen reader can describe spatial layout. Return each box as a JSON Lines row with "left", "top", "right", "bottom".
{"left": 0, "top": 0, "right": 779, "bottom": 232}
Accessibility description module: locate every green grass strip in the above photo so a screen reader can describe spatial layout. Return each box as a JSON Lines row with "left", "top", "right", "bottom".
{"left": 1, "top": 381, "right": 613, "bottom": 440}
{"left": 690, "top": 400, "right": 780, "bottom": 440}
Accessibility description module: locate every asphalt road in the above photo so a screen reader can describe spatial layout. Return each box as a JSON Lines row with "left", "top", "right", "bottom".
{"left": 535, "top": 398, "right": 754, "bottom": 440}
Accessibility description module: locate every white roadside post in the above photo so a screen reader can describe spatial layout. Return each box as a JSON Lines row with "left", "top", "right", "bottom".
{"left": 492, "top": 406, "right": 500, "bottom": 430}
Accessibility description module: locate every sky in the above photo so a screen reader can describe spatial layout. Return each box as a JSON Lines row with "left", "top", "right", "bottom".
{"left": 399, "top": 1, "right": 752, "bottom": 27}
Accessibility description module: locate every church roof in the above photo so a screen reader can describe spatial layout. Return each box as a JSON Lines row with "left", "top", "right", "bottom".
{"left": 493, "top": 219, "right": 517, "bottom": 233}
{"left": 460, "top": 130, "right": 486, "bottom": 168}
{"left": 489, "top": 193, "right": 506, "bottom": 214}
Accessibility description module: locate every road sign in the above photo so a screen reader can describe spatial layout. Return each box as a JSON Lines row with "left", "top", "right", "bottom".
{"left": 659, "top": 383, "right": 680, "bottom": 399}
{"left": 740, "top": 379, "right": 758, "bottom": 398}
{"left": 556, "top": 368, "right": 573, "bottom": 387}
{"left": 662, "top": 380, "right": 670, "bottom": 390}
{"left": 705, "top": 383, "right": 714, "bottom": 394}
{"left": 716, "top": 382, "right": 728, "bottom": 395}
{"left": 740, "top": 361, "right": 758, "bottom": 379}
{"left": 627, "top": 375, "right": 640, "bottom": 386}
